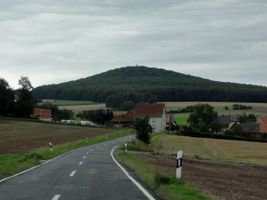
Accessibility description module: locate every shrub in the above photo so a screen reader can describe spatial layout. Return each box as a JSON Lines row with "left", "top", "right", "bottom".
{"left": 134, "top": 117, "right": 152, "bottom": 144}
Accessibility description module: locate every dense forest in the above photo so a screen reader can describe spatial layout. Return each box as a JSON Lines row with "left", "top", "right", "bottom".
{"left": 33, "top": 66, "right": 267, "bottom": 109}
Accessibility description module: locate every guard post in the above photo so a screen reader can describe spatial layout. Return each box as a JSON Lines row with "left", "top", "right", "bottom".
{"left": 176, "top": 150, "right": 183, "bottom": 179}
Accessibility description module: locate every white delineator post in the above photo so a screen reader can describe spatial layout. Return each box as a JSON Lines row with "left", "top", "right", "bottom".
{"left": 176, "top": 150, "right": 183, "bottom": 179}
{"left": 49, "top": 142, "right": 53, "bottom": 152}
{"left": 124, "top": 143, "right": 128, "bottom": 153}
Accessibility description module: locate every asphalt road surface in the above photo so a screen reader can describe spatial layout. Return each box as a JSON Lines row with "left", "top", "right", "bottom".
{"left": 0, "top": 136, "right": 156, "bottom": 200}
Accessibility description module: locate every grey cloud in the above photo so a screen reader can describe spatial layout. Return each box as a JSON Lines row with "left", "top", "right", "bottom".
{"left": 0, "top": 0, "right": 267, "bottom": 88}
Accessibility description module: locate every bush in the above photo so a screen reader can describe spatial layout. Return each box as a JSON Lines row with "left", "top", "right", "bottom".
{"left": 188, "top": 104, "right": 217, "bottom": 132}
{"left": 134, "top": 117, "right": 152, "bottom": 144}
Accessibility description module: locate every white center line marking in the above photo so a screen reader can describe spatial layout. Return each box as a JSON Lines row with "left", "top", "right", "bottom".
{"left": 90, "top": 149, "right": 94, "bottom": 151}
{"left": 51, "top": 194, "right": 61, "bottom": 200}
{"left": 83, "top": 156, "right": 86, "bottom": 159}
{"left": 69, "top": 170, "right": 77, "bottom": 177}
{"left": 79, "top": 162, "right": 83, "bottom": 165}
{"left": 86, "top": 152, "right": 89, "bottom": 155}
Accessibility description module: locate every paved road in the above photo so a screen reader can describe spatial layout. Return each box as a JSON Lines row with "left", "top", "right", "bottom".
{"left": 0, "top": 136, "right": 156, "bottom": 200}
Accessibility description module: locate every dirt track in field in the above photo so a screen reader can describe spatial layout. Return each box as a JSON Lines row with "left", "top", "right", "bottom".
{"left": 0, "top": 120, "right": 113, "bottom": 153}
{"left": 135, "top": 153, "right": 267, "bottom": 200}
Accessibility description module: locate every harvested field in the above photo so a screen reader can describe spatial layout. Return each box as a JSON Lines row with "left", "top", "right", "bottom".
{"left": 163, "top": 102, "right": 267, "bottom": 116}
{"left": 0, "top": 120, "right": 113, "bottom": 153}
{"left": 151, "top": 134, "right": 267, "bottom": 165}
{"left": 59, "top": 103, "right": 107, "bottom": 112}
{"left": 163, "top": 102, "right": 267, "bottom": 108}
{"left": 134, "top": 153, "right": 267, "bottom": 200}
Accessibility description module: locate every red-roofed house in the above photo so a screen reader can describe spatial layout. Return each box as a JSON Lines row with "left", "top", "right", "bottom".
{"left": 134, "top": 103, "right": 167, "bottom": 132}
{"left": 33, "top": 108, "right": 52, "bottom": 121}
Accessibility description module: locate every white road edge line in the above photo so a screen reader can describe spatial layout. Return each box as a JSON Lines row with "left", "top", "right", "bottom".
{"left": 51, "top": 194, "right": 61, "bottom": 200}
{"left": 69, "top": 170, "right": 77, "bottom": 177}
{"left": 111, "top": 146, "right": 156, "bottom": 200}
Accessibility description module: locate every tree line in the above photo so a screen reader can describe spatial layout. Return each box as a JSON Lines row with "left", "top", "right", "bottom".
{"left": 0, "top": 77, "right": 35, "bottom": 118}
{"left": 33, "top": 66, "right": 267, "bottom": 109}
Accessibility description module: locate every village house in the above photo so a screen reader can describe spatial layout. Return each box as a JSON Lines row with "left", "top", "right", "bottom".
{"left": 210, "top": 115, "right": 237, "bottom": 131}
{"left": 134, "top": 103, "right": 167, "bottom": 132}
{"left": 231, "top": 116, "right": 267, "bottom": 137}
{"left": 110, "top": 111, "right": 135, "bottom": 127}
{"left": 32, "top": 108, "right": 52, "bottom": 121}
{"left": 110, "top": 103, "right": 167, "bottom": 132}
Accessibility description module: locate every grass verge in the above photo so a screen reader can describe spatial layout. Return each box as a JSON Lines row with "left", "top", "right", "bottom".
{"left": 0, "top": 129, "right": 132, "bottom": 180}
{"left": 117, "top": 152, "right": 212, "bottom": 200}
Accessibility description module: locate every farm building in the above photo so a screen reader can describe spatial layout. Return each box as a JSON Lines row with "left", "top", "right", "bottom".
{"left": 110, "top": 111, "right": 135, "bottom": 127}
{"left": 209, "top": 115, "right": 238, "bottom": 131}
{"left": 134, "top": 103, "right": 167, "bottom": 132}
{"left": 231, "top": 116, "right": 267, "bottom": 137}
{"left": 32, "top": 108, "right": 52, "bottom": 121}
{"left": 110, "top": 103, "right": 167, "bottom": 132}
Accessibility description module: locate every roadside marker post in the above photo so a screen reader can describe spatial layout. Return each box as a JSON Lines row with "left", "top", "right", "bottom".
{"left": 176, "top": 150, "right": 183, "bottom": 179}
{"left": 124, "top": 143, "right": 128, "bottom": 153}
{"left": 49, "top": 142, "right": 53, "bottom": 152}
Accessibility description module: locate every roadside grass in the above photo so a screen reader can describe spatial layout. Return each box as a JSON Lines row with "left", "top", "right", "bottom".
{"left": 0, "top": 129, "right": 132, "bottom": 180}
{"left": 150, "top": 134, "right": 267, "bottom": 165}
{"left": 117, "top": 152, "right": 212, "bottom": 200}
{"left": 126, "top": 139, "right": 153, "bottom": 152}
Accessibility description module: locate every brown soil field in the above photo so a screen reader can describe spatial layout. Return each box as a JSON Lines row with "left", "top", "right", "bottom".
{"left": 134, "top": 153, "right": 267, "bottom": 200}
{"left": 0, "top": 120, "right": 113, "bottom": 153}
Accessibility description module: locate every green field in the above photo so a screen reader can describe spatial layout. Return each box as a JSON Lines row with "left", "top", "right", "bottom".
{"left": 175, "top": 114, "right": 190, "bottom": 126}
{"left": 149, "top": 134, "right": 267, "bottom": 165}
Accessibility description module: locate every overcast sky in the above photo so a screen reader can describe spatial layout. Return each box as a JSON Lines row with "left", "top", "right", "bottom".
{"left": 0, "top": 0, "right": 267, "bottom": 88}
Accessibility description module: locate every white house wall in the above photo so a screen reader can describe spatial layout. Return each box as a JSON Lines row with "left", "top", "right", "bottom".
{"left": 149, "top": 115, "right": 166, "bottom": 132}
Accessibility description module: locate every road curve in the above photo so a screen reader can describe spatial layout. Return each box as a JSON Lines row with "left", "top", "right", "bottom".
{"left": 0, "top": 136, "right": 157, "bottom": 200}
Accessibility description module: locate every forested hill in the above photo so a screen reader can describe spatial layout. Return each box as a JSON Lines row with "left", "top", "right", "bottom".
{"left": 33, "top": 66, "right": 267, "bottom": 109}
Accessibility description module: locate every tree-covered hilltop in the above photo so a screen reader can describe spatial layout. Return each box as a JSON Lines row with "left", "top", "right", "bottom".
{"left": 33, "top": 66, "right": 267, "bottom": 109}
